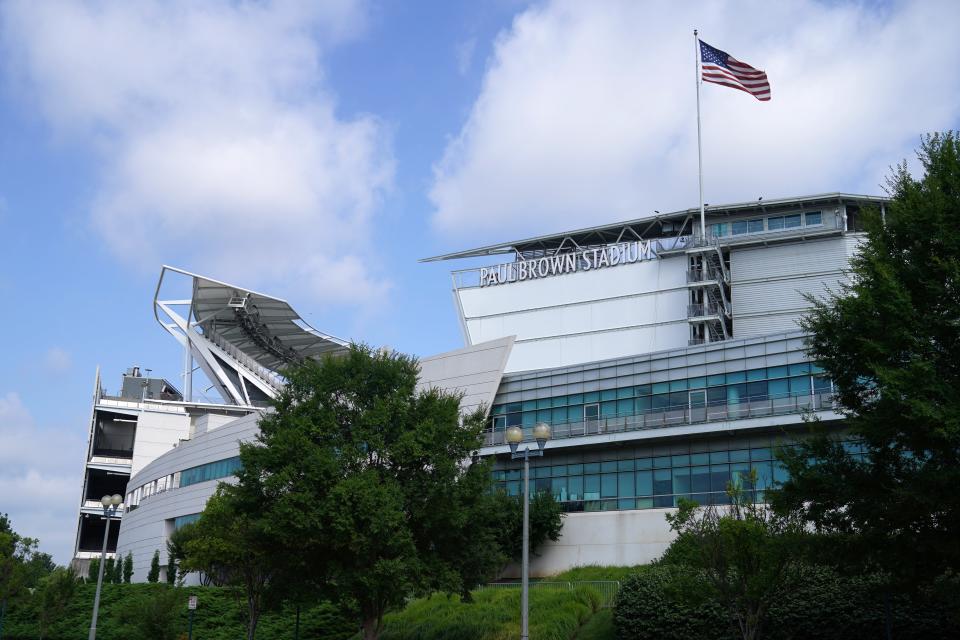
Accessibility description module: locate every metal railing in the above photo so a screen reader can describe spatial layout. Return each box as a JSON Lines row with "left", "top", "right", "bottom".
{"left": 687, "top": 302, "right": 726, "bottom": 318}
{"left": 483, "top": 392, "right": 834, "bottom": 447}
{"left": 476, "top": 581, "right": 621, "bottom": 608}
{"left": 686, "top": 268, "right": 726, "bottom": 283}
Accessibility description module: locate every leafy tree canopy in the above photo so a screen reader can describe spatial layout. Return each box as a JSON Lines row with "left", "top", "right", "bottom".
{"left": 774, "top": 132, "right": 960, "bottom": 582}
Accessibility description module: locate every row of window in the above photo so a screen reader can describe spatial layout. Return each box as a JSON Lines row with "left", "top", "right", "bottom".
{"left": 710, "top": 210, "right": 823, "bottom": 239}
{"left": 125, "top": 456, "right": 243, "bottom": 509}
{"left": 491, "top": 364, "right": 831, "bottom": 429}
{"left": 493, "top": 442, "right": 865, "bottom": 512}
{"left": 173, "top": 513, "right": 201, "bottom": 530}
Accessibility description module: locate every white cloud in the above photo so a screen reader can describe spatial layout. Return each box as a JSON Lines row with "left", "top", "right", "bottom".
{"left": 0, "top": 392, "right": 85, "bottom": 564}
{"left": 1, "top": 0, "right": 393, "bottom": 304}
{"left": 42, "top": 347, "right": 72, "bottom": 373}
{"left": 456, "top": 36, "right": 478, "bottom": 76}
{"left": 430, "top": 0, "right": 960, "bottom": 240}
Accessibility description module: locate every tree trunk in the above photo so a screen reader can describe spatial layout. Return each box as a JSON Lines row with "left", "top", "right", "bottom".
{"left": 247, "top": 599, "right": 259, "bottom": 640}
{"left": 362, "top": 615, "right": 379, "bottom": 640}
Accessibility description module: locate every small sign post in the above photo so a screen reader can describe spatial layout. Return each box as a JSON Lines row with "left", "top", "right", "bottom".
{"left": 187, "top": 596, "right": 197, "bottom": 640}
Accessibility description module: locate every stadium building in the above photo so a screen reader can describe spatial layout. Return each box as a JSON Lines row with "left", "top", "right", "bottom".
{"left": 75, "top": 193, "right": 884, "bottom": 581}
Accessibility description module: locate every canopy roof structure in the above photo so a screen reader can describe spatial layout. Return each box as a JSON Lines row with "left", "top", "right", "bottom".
{"left": 154, "top": 266, "right": 348, "bottom": 406}
{"left": 420, "top": 193, "right": 889, "bottom": 262}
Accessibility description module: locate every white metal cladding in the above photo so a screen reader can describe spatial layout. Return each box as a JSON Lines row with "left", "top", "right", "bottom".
{"left": 730, "top": 237, "right": 860, "bottom": 339}
{"left": 416, "top": 336, "right": 514, "bottom": 415}
{"left": 116, "top": 412, "right": 261, "bottom": 582}
{"left": 457, "top": 255, "right": 690, "bottom": 372}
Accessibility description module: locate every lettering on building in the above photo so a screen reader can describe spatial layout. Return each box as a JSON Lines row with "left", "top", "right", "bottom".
{"left": 478, "top": 240, "right": 658, "bottom": 287}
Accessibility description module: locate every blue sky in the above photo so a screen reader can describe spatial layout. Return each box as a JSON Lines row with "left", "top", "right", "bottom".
{"left": 1, "top": 0, "right": 958, "bottom": 564}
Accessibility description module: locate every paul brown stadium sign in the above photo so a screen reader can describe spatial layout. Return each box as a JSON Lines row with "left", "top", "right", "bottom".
{"left": 479, "top": 240, "right": 660, "bottom": 287}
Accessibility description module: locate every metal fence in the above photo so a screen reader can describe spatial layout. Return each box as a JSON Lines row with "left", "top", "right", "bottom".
{"left": 476, "top": 581, "right": 621, "bottom": 608}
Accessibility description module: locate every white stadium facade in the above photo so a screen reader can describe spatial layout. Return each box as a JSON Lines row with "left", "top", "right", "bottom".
{"left": 72, "top": 193, "right": 884, "bottom": 582}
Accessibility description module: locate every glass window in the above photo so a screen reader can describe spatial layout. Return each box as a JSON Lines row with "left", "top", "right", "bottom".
{"left": 748, "top": 218, "right": 764, "bottom": 233}
{"left": 784, "top": 214, "right": 802, "bottom": 228}
{"left": 617, "top": 399, "right": 633, "bottom": 416}
{"left": 690, "top": 452, "right": 709, "bottom": 465}
{"left": 568, "top": 476, "right": 583, "bottom": 501}
{"left": 768, "top": 378, "right": 789, "bottom": 399}
{"left": 584, "top": 391, "right": 599, "bottom": 403}
{"left": 668, "top": 392, "right": 688, "bottom": 409}
{"left": 805, "top": 211, "right": 822, "bottom": 226}
{"left": 536, "top": 409, "right": 550, "bottom": 423}
{"left": 600, "top": 389, "right": 617, "bottom": 401}
{"left": 690, "top": 466, "right": 711, "bottom": 493}
{"left": 636, "top": 470, "right": 653, "bottom": 495}
{"left": 535, "top": 478, "right": 551, "bottom": 494}
{"left": 726, "top": 371, "right": 746, "bottom": 383}
{"left": 636, "top": 396, "right": 651, "bottom": 412}
{"left": 746, "top": 368, "right": 766, "bottom": 381}
{"left": 653, "top": 456, "right": 671, "bottom": 468}
{"left": 651, "top": 382, "right": 670, "bottom": 394}
{"left": 600, "top": 401, "right": 617, "bottom": 417}
{"left": 688, "top": 377, "right": 706, "bottom": 390}
{"left": 551, "top": 465, "right": 567, "bottom": 477}
{"left": 506, "top": 402, "right": 522, "bottom": 413}
{"left": 551, "top": 407, "right": 568, "bottom": 423}
{"left": 635, "top": 384, "right": 652, "bottom": 396}
{"left": 635, "top": 457, "right": 652, "bottom": 470}
{"left": 567, "top": 463, "right": 583, "bottom": 475}
{"left": 789, "top": 376, "right": 811, "bottom": 396}
{"left": 618, "top": 472, "right": 635, "bottom": 497}
{"left": 707, "top": 373, "right": 727, "bottom": 387}
{"left": 789, "top": 362, "right": 811, "bottom": 376}
{"left": 584, "top": 475, "right": 601, "bottom": 500}
{"left": 751, "top": 447, "right": 772, "bottom": 461}
{"left": 584, "top": 462, "right": 601, "bottom": 474}
{"left": 618, "top": 498, "right": 636, "bottom": 510}
{"left": 551, "top": 477, "right": 567, "bottom": 501}
{"left": 727, "top": 384, "right": 746, "bottom": 405}
{"left": 651, "top": 394, "right": 670, "bottom": 411}
{"left": 707, "top": 386, "right": 726, "bottom": 406}
{"left": 653, "top": 469, "right": 672, "bottom": 495}
{"left": 710, "top": 451, "right": 729, "bottom": 464}
{"left": 729, "top": 449, "right": 750, "bottom": 463}
{"left": 747, "top": 381, "right": 767, "bottom": 401}
{"left": 710, "top": 464, "right": 730, "bottom": 493}
{"left": 732, "top": 220, "right": 749, "bottom": 235}
{"left": 616, "top": 387, "right": 634, "bottom": 399}
{"left": 601, "top": 474, "right": 618, "bottom": 498}
{"left": 767, "top": 216, "right": 784, "bottom": 230}
{"left": 669, "top": 379, "right": 688, "bottom": 392}
{"left": 507, "top": 481, "right": 520, "bottom": 496}
{"left": 813, "top": 376, "right": 833, "bottom": 394}
{"left": 672, "top": 467, "right": 691, "bottom": 494}
{"left": 601, "top": 461, "right": 618, "bottom": 473}
{"left": 767, "top": 365, "right": 788, "bottom": 379}
{"left": 671, "top": 454, "right": 690, "bottom": 466}
{"left": 618, "top": 459, "right": 634, "bottom": 471}
{"left": 521, "top": 400, "right": 537, "bottom": 411}
{"left": 522, "top": 411, "right": 536, "bottom": 426}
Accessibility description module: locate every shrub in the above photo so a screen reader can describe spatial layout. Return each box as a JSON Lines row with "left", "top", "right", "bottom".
{"left": 614, "top": 564, "right": 960, "bottom": 640}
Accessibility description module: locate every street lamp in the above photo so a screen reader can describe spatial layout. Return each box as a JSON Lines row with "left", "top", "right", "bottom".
{"left": 88, "top": 493, "right": 122, "bottom": 640}
{"left": 506, "top": 422, "right": 551, "bottom": 640}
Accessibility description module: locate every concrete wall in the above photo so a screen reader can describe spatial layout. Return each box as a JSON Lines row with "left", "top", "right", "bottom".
{"left": 117, "top": 412, "right": 261, "bottom": 582}
{"left": 457, "top": 255, "right": 689, "bottom": 373}
{"left": 502, "top": 509, "right": 676, "bottom": 578}
{"left": 130, "top": 410, "right": 194, "bottom": 476}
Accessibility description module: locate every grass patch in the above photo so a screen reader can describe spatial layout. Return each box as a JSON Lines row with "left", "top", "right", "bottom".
{"left": 574, "top": 608, "right": 616, "bottom": 640}
{"left": 381, "top": 586, "right": 601, "bottom": 640}
{"left": 550, "top": 564, "right": 646, "bottom": 583}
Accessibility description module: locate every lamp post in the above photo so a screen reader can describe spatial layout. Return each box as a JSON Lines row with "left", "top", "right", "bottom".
{"left": 88, "top": 493, "right": 122, "bottom": 640}
{"left": 505, "top": 422, "right": 551, "bottom": 640}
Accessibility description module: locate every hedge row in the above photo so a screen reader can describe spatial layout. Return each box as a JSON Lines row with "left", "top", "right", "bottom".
{"left": 613, "top": 565, "right": 960, "bottom": 640}
{"left": 0, "top": 583, "right": 355, "bottom": 640}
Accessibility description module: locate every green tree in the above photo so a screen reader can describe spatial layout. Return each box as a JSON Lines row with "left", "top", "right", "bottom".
{"left": 116, "top": 585, "right": 182, "bottom": 640}
{"left": 182, "top": 489, "right": 279, "bottom": 640}
{"left": 203, "top": 346, "right": 518, "bottom": 640}
{"left": 87, "top": 557, "right": 100, "bottom": 584}
{"left": 104, "top": 558, "right": 115, "bottom": 585}
{"left": 774, "top": 132, "right": 960, "bottom": 583}
{"left": 123, "top": 552, "right": 133, "bottom": 584}
{"left": 662, "top": 476, "right": 806, "bottom": 640}
{"left": 147, "top": 550, "right": 161, "bottom": 583}
{"left": 36, "top": 567, "right": 76, "bottom": 640}
{"left": 492, "top": 489, "right": 564, "bottom": 567}
{"left": 0, "top": 513, "right": 38, "bottom": 633}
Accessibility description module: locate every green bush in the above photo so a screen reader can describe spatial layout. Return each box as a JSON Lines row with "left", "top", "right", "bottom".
{"left": 614, "top": 564, "right": 960, "bottom": 640}
{"left": 0, "top": 583, "right": 355, "bottom": 640}
{"left": 380, "top": 586, "right": 600, "bottom": 640}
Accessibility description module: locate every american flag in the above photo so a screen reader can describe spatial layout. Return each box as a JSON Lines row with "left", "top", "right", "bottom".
{"left": 699, "top": 40, "right": 770, "bottom": 101}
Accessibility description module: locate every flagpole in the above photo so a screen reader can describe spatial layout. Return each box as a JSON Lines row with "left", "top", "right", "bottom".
{"left": 694, "top": 29, "right": 705, "bottom": 242}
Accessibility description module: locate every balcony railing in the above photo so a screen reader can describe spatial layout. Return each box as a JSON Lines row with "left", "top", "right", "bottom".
{"left": 686, "top": 268, "right": 726, "bottom": 283}
{"left": 482, "top": 392, "right": 835, "bottom": 448}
